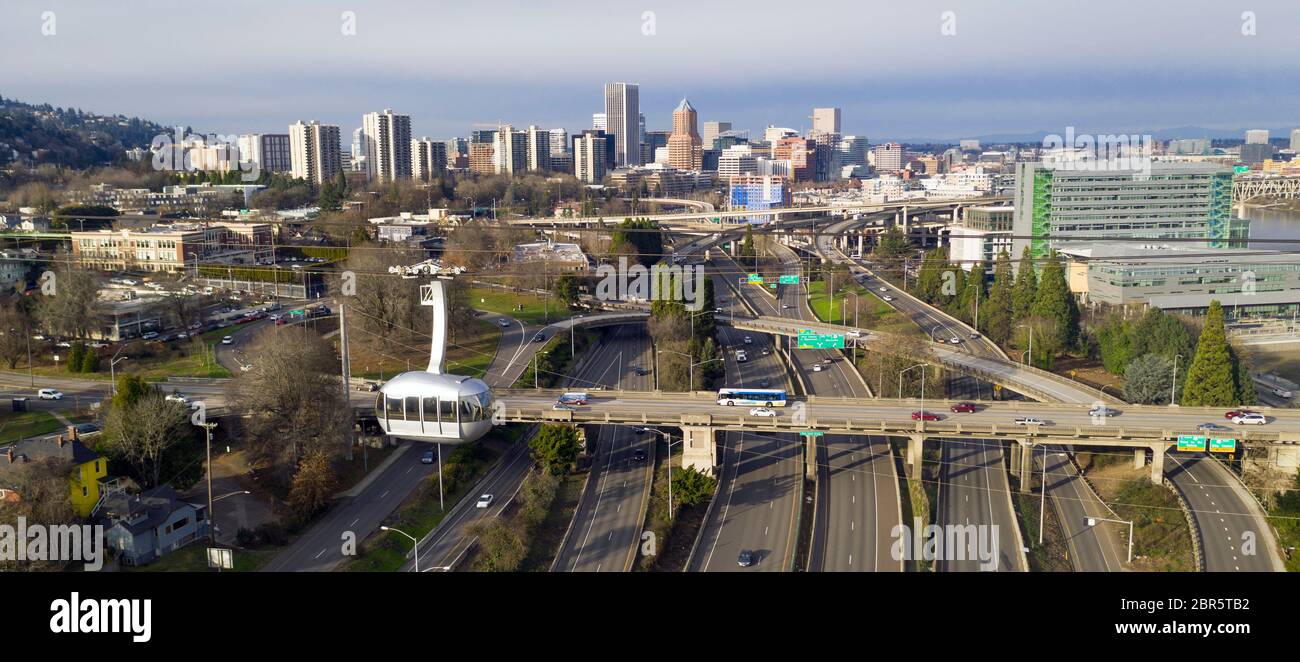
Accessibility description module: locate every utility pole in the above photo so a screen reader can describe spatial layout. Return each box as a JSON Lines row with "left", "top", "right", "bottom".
{"left": 339, "top": 301, "right": 355, "bottom": 462}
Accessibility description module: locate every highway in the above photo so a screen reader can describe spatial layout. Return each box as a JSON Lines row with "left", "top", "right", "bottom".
{"left": 934, "top": 438, "right": 1026, "bottom": 571}
{"left": 1034, "top": 445, "right": 1127, "bottom": 572}
{"left": 1166, "top": 452, "right": 1285, "bottom": 571}
{"left": 551, "top": 325, "right": 655, "bottom": 572}
{"left": 686, "top": 272, "right": 801, "bottom": 572}
{"left": 814, "top": 215, "right": 1284, "bottom": 572}
{"left": 757, "top": 242, "right": 904, "bottom": 572}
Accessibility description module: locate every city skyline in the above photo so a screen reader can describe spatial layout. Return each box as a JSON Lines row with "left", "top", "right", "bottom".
{"left": 4, "top": 0, "right": 1300, "bottom": 141}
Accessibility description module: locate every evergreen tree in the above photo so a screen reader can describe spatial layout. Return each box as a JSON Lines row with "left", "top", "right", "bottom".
{"left": 954, "top": 263, "right": 983, "bottom": 326}
{"left": 1096, "top": 314, "right": 1133, "bottom": 375}
{"left": 984, "top": 250, "right": 1014, "bottom": 343}
{"left": 1011, "top": 245, "right": 1037, "bottom": 321}
{"left": 1181, "top": 300, "right": 1237, "bottom": 406}
{"left": 1229, "top": 345, "right": 1257, "bottom": 406}
{"left": 66, "top": 343, "right": 85, "bottom": 373}
{"left": 79, "top": 349, "right": 96, "bottom": 373}
{"left": 1031, "top": 252, "right": 1079, "bottom": 350}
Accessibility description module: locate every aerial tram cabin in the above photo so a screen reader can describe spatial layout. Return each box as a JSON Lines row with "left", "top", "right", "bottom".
{"left": 376, "top": 280, "right": 493, "bottom": 444}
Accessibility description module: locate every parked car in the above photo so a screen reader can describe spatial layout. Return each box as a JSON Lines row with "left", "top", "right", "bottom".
{"left": 950, "top": 402, "right": 977, "bottom": 414}
{"left": 141, "top": 331, "right": 159, "bottom": 340}
{"left": 476, "top": 494, "right": 495, "bottom": 508}
{"left": 37, "top": 388, "right": 63, "bottom": 400}
{"left": 911, "top": 410, "right": 941, "bottom": 421}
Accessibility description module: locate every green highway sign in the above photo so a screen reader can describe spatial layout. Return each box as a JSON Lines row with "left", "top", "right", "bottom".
{"left": 1176, "top": 435, "right": 1207, "bottom": 452}
{"left": 800, "top": 431, "right": 824, "bottom": 437}
{"left": 797, "top": 329, "right": 845, "bottom": 349}
{"left": 769, "top": 283, "right": 778, "bottom": 289}
{"left": 1209, "top": 438, "right": 1237, "bottom": 453}
{"left": 778, "top": 274, "right": 800, "bottom": 285}
{"left": 1233, "top": 165, "right": 1251, "bottom": 174}
{"left": 747, "top": 273, "right": 764, "bottom": 285}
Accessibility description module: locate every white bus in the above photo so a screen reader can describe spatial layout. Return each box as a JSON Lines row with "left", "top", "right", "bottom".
{"left": 716, "top": 388, "right": 787, "bottom": 407}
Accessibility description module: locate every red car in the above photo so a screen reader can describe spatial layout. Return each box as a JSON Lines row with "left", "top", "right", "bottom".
{"left": 1224, "top": 410, "right": 1257, "bottom": 420}
{"left": 912, "top": 411, "right": 942, "bottom": 422}
{"left": 950, "top": 402, "right": 977, "bottom": 414}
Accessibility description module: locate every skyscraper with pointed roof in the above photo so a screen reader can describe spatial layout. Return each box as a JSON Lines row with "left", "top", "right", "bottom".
{"left": 667, "top": 97, "right": 702, "bottom": 171}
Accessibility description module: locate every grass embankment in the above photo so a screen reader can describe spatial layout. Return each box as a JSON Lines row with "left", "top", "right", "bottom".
{"left": 637, "top": 441, "right": 714, "bottom": 571}
{"left": 807, "top": 281, "right": 927, "bottom": 339}
{"left": 343, "top": 425, "right": 522, "bottom": 572}
{"left": 123, "top": 542, "right": 276, "bottom": 572}
{"left": 1015, "top": 491, "right": 1073, "bottom": 572}
{"left": 0, "top": 410, "right": 69, "bottom": 444}
{"left": 350, "top": 318, "right": 499, "bottom": 381}
{"left": 514, "top": 328, "right": 595, "bottom": 388}
{"left": 467, "top": 286, "right": 563, "bottom": 326}
{"left": 517, "top": 472, "right": 585, "bottom": 571}
{"left": 1076, "top": 450, "right": 1196, "bottom": 571}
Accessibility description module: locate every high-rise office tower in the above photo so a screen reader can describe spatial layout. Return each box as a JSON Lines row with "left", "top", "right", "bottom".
{"left": 361, "top": 109, "right": 412, "bottom": 182}
{"left": 812, "top": 107, "right": 841, "bottom": 134}
{"left": 667, "top": 98, "right": 703, "bottom": 171}
{"left": 873, "top": 143, "right": 903, "bottom": 173}
{"left": 592, "top": 113, "right": 606, "bottom": 131}
{"left": 288, "top": 120, "right": 342, "bottom": 185}
{"left": 604, "top": 82, "right": 641, "bottom": 166}
{"left": 1245, "top": 129, "right": 1270, "bottom": 145}
{"left": 574, "top": 131, "right": 608, "bottom": 183}
{"left": 1291, "top": 129, "right": 1300, "bottom": 151}
{"left": 703, "top": 121, "right": 731, "bottom": 150}
{"left": 526, "top": 125, "right": 551, "bottom": 172}
{"left": 411, "top": 138, "right": 448, "bottom": 181}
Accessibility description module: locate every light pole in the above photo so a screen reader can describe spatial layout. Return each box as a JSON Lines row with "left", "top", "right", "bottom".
{"left": 1085, "top": 516, "right": 1134, "bottom": 563}
{"left": 110, "top": 343, "right": 131, "bottom": 396}
{"left": 1017, "top": 324, "right": 1033, "bottom": 367}
{"left": 650, "top": 429, "right": 683, "bottom": 518}
{"left": 899, "top": 363, "right": 929, "bottom": 426}
{"left": 381, "top": 525, "right": 420, "bottom": 572}
{"left": 1170, "top": 354, "right": 1182, "bottom": 406}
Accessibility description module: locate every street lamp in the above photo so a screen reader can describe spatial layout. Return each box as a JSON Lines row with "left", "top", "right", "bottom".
{"left": 381, "top": 525, "right": 421, "bottom": 572}
{"left": 1170, "top": 354, "right": 1182, "bottom": 406}
{"left": 199, "top": 422, "right": 218, "bottom": 545}
{"left": 1085, "top": 516, "right": 1134, "bottom": 563}
{"left": 899, "top": 363, "right": 929, "bottom": 425}
{"left": 647, "top": 429, "right": 683, "bottom": 518}
{"left": 1017, "top": 324, "right": 1033, "bottom": 367}
{"left": 110, "top": 343, "right": 132, "bottom": 396}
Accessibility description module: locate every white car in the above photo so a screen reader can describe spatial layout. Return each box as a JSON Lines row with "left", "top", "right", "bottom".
{"left": 743, "top": 336, "right": 753, "bottom": 344}
{"left": 221, "top": 336, "right": 234, "bottom": 345}
{"left": 165, "top": 393, "right": 191, "bottom": 404}
{"left": 37, "top": 389, "right": 63, "bottom": 400}
{"left": 812, "top": 364, "right": 823, "bottom": 372}
{"left": 883, "top": 296, "right": 894, "bottom": 302}
{"left": 1271, "top": 387, "right": 1293, "bottom": 398}
{"left": 240, "top": 364, "right": 254, "bottom": 372}
{"left": 499, "top": 318, "right": 510, "bottom": 327}
{"left": 878, "top": 287, "right": 887, "bottom": 292}
{"left": 949, "top": 337, "right": 961, "bottom": 344}
{"left": 476, "top": 494, "right": 495, "bottom": 508}
{"left": 1014, "top": 417, "right": 1045, "bottom": 426}
{"left": 749, "top": 407, "right": 777, "bottom": 417}
{"left": 846, "top": 329, "right": 862, "bottom": 338}
{"left": 1232, "top": 413, "right": 1268, "bottom": 425}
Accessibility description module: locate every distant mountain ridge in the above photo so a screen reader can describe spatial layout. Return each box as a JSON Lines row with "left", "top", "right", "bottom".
{"left": 887, "top": 125, "right": 1300, "bottom": 147}
{"left": 0, "top": 95, "right": 173, "bottom": 168}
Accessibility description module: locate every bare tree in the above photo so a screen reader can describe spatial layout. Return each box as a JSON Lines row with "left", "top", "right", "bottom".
{"left": 0, "top": 457, "right": 78, "bottom": 571}
{"left": 103, "top": 393, "right": 193, "bottom": 487}
{"left": 227, "top": 326, "right": 348, "bottom": 474}
{"left": 35, "top": 257, "right": 103, "bottom": 339}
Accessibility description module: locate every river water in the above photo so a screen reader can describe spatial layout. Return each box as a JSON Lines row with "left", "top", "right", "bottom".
{"left": 1240, "top": 204, "right": 1300, "bottom": 251}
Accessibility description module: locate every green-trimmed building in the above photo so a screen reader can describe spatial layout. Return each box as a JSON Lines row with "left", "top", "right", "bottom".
{"left": 1011, "top": 162, "right": 1248, "bottom": 262}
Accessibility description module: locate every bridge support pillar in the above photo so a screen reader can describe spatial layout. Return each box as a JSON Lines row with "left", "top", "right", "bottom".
{"left": 857, "top": 233, "right": 864, "bottom": 256}
{"left": 805, "top": 435, "right": 818, "bottom": 482}
{"left": 1018, "top": 441, "right": 1034, "bottom": 493}
{"left": 681, "top": 426, "right": 717, "bottom": 475}
{"left": 906, "top": 434, "right": 924, "bottom": 479}
{"left": 1009, "top": 440, "right": 1022, "bottom": 481}
{"left": 1134, "top": 447, "right": 1146, "bottom": 469}
{"left": 1150, "top": 442, "right": 1166, "bottom": 486}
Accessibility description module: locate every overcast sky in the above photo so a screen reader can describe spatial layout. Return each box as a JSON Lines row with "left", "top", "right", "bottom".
{"left": 4, "top": 0, "right": 1300, "bottom": 141}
